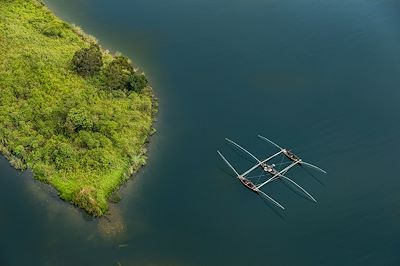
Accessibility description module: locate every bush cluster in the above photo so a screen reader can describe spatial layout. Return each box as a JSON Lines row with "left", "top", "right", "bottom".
{"left": 103, "top": 56, "right": 134, "bottom": 91}
{"left": 103, "top": 55, "right": 148, "bottom": 93}
{"left": 72, "top": 48, "right": 148, "bottom": 93}
{"left": 128, "top": 72, "right": 149, "bottom": 93}
{"left": 72, "top": 44, "right": 103, "bottom": 76}
{"left": 65, "top": 107, "right": 94, "bottom": 133}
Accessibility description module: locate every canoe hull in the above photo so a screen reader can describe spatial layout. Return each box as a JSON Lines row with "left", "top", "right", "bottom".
{"left": 239, "top": 177, "right": 257, "bottom": 192}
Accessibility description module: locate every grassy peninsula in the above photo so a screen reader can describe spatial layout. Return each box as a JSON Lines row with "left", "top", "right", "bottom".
{"left": 0, "top": 0, "right": 156, "bottom": 215}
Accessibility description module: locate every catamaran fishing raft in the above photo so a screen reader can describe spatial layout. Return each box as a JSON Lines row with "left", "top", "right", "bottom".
{"left": 217, "top": 135, "right": 326, "bottom": 210}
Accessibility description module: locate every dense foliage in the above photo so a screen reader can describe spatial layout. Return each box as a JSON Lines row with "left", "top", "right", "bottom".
{"left": 103, "top": 55, "right": 149, "bottom": 92}
{"left": 0, "top": 0, "right": 155, "bottom": 215}
{"left": 128, "top": 72, "right": 149, "bottom": 93}
{"left": 71, "top": 44, "right": 103, "bottom": 76}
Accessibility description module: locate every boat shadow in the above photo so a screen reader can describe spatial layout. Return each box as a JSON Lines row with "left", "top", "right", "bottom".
{"left": 301, "top": 166, "right": 326, "bottom": 187}
{"left": 226, "top": 144, "right": 257, "bottom": 165}
{"left": 216, "top": 164, "right": 285, "bottom": 219}
{"left": 279, "top": 178, "right": 318, "bottom": 204}
{"left": 258, "top": 194, "right": 285, "bottom": 219}
{"left": 216, "top": 164, "right": 238, "bottom": 178}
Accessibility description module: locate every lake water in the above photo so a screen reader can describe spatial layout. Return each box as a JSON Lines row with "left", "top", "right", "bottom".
{"left": 2, "top": 0, "right": 400, "bottom": 265}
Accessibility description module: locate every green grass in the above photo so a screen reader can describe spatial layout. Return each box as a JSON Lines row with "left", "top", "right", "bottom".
{"left": 0, "top": 0, "right": 156, "bottom": 215}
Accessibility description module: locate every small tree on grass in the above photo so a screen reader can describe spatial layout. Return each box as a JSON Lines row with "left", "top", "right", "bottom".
{"left": 128, "top": 72, "right": 148, "bottom": 93}
{"left": 72, "top": 44, "right": 103, "bottom": 76}
{"left": 103, "top": 55, "right": 148, "bottom": 93}
{"left": 103, "top": 55, "right": 133, "bottom": 91}
{"left": 65, "top": 107, "right": 94, "bottom": 133}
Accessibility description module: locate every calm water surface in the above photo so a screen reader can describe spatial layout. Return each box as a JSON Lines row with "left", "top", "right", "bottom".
{"left": 1, "top": 0, "right": 400, "bottom": 265}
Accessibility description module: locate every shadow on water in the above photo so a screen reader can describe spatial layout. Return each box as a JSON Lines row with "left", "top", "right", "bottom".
{"left": 279, "top": 178, "right": 318, "bottom": 204}
{"left": 225, "top": 143, "right": 258, "bottom": 165}
{"left": 259, "top": 194, "right": 286, "bottom": 220}
{"left": 217, "top": 164, "right": 238, "bottom": 178}
{"left": 301, "top": 166, "right": 326, "bottom": 187}
{"left": 217, "top": 163, "right": 285, "bottom": 219}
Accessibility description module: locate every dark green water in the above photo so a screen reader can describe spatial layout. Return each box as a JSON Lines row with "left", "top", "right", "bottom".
{"left": 2, "top": 0, "right": 400, "bottom": 265}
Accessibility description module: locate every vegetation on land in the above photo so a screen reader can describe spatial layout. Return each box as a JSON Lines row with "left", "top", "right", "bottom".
{"left": 0, "top": 0, "right": 156, "bottom": 215}
{"left": 71, "top": 44, "right": 103, "bottom": 77}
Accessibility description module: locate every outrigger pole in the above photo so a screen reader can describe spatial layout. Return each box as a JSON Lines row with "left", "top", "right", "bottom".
{"left": 258, "top": 135, "right": 327, "bottom": 174}
{"left": 217, "top": 150, "right": 240, "bottom": 177}
{"left": 217, "top": 151, "right": 285, "bottom": 210}
{"left": 217, "top": 136, "right": 326, "bottom": 210}
{"left": 241, "top": 150, "right": 283, "bottom": 177}
{"left": 256, "top": 160, "right": 300, "bottom": 189}
{"left": 225, "top": 138, "right": 317, "bottom": 203}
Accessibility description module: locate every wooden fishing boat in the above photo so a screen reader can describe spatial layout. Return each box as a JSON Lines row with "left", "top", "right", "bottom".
{"left": 217, "top": 136, "right": 326, "bottom": 210}
{"left": 238, "top": 176, "right": 257, "bottom": 191}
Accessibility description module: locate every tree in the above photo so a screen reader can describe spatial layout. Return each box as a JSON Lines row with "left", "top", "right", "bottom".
{"left": 65, "top": 107, "right": 94, "bottom": 133}
{"left": 53, "top": 143, "right": 75, "bottom": 169}
{"left": 72, "top": 44, "right": 103, "bottom": 76}
{"left": 103, "top": 55, "right": 148, "bottom": 92}
{"left": 128, "top": 72, "right": 148, "bottom": 93}
{"left": 103, "top": 55, "right": 133, "bottom": 91}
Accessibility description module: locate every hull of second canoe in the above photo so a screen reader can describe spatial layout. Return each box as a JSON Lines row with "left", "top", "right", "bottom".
{"left": 239, "top": 178, "right": 258, "bottom": 192}
{"left": 283, "top": 152, "right": 300, "bottom": 162}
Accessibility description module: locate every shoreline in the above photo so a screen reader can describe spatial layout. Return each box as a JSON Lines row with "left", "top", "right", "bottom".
{"left": 0, "top": 0, "right": 158, "bottom": 216}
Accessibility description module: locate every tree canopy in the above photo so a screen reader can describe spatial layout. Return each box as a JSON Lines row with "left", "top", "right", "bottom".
{"left": 72, "top": 44, "right": 103, "bottom": 76}
{"left": 103, "top": 55, "right": 149, "bottom": 92}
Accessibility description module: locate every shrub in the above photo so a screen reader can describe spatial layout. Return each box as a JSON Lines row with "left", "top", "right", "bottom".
{"left": 103, "top": 55, "right": 148, "bottom": 92}
{"left": 65, "top": 107, "right": 94, "bottom": 133}
{"left": 103, "top": 55, "right": 133, "bottom": 91}
{"left": 13, "top": 145, "right": 26, "bottom": 157}
{"left": 72, "top": 186, "right": 103, "bottom": 216}
{"left": 128, "top": 72, "right": 148, "bottom": 93}
{"left": 75, "top": 131, "right": 112, "bottom": 150}
{"left": 72, "top": 44, "right": 103, "bottom": 76}
{"left": 42, "top": 22, "right": 65, "bottom": 38}
{"left": 51, "top": 142, "right": 76, "bottom": 170}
